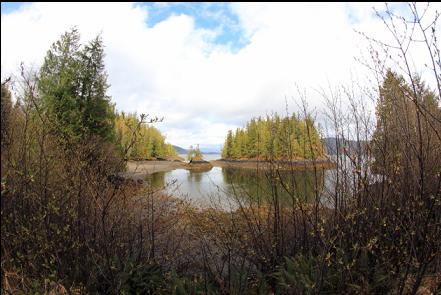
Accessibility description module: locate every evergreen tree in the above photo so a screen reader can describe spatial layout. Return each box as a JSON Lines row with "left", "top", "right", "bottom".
{"left": 38, "top": 28, "right": 115, "bottom": 144}
{"left": 221, "top": 114, "right": 325, "bottom": 160}
{"left": 114, "top": 112, "right": 176, "bottom": 159}
{"left": 78, "top": 35, "right": 115, "bottom": 142}
{"left": 233, "top": 128, "right": 244, "bottom": 159}
{"left": 372, "top": 70, "right": 441, "bottom": 177}
{"left": 222, "top": 130, "right": 234, "bottom": 159}
{"left": 187, "top": 144, "right": 203, "bottom": 161}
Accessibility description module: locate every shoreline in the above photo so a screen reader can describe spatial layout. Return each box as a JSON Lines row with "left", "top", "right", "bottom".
{"left": 125, "top": 160, "right": 187, "bottom": 175}
{"left": 123, "top": 158, "right": 336, "bottom": 179}
{"left": 211, "top": 158, "right": 336, "bottom": 170}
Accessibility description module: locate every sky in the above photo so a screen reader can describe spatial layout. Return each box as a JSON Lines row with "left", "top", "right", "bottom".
{"left": 1, "top": 2, "right": 439, "bottom": 152}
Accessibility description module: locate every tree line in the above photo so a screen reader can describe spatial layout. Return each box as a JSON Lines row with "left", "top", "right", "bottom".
{"left": 115, "top": 112, "right": 176, "bottom": 160}
{"left": 35, "top": 27, "right": 175, "bottom": 160}
{"left": 222, "top": 114, "right": 326, "bottom": 160}
{"left": 2, "top": 3, "right": 440, "bottom": 293}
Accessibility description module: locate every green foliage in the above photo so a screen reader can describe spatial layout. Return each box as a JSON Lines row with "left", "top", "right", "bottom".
{"left": 274, "top": 252, "right": 395, "bottom": 295}
{"left": 115, "top": 112, "right": 176, "bottom": 160}
{"left": 168, "top": 272, "right": 217, "bottom": 295}
{"left": 38, "top": 28, "right": 116, "bottom": 144}
{"left": 222, "top": 130, "right": 234, "bottom": 159}
{"left": 222, "top": 114, "right": 325, "bottom": 160}
{"left": 275, "top": 255, "right": 320, "bottom": 294}
{"left": 120, "top": 262, "right": 166, "bottom": 295}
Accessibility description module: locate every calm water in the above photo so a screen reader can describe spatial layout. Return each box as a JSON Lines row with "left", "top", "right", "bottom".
{"left": 148, "top": 154, "right": 336, "bottom": 209}
{"left": 178, "top": 153, "right": 221, "bottom": 161}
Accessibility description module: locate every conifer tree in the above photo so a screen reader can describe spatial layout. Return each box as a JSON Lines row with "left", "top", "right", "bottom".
{"left": 221, "top": 114, "right": 325, "bottom": 160}
{"left": 38, "top": 28, "right": 115, "bottom": 144}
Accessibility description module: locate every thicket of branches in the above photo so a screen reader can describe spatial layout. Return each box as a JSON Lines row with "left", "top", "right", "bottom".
{"left": 1, "top": 3, "right": 440, "bottom": 294}
{"left": 1, "top": 29, "right": 185, "bottom": 294}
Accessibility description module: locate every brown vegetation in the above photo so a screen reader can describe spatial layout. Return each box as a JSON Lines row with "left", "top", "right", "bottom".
{"left": 1, "top": 3, "right": 440, "bottom": 294}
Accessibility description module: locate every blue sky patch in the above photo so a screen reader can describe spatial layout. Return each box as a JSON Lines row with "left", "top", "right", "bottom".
{"left": 2, "top": 2, "right": 249, "bottom": 52}
{"left": 137, "top": 2, "right": 249, "bottom": 52}
{"left": 1, "top": 2, "right": 25, "bottom": 14}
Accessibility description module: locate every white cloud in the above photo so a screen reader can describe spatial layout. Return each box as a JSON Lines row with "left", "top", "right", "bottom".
{"left": 2, "top": 2, "right": 439, "bottom": 149}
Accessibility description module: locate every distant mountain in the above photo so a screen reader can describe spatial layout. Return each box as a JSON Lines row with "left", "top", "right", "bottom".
{"left": 200, "top": 144, "right": 222, "bottom": 154}
{"left": 172, "top": 144, "right": 221, "bottom": 154}
{"left": 200, "top": 148, "right": 221, "bottom": 154}
{"left": 172, "top": 145, "right": 188, "bottom": 154}
{"left": 200, "top": 150, "right": 221, "bottom": 154}
{"left": 322, "top": 137, "right": 369, "bottom": 155}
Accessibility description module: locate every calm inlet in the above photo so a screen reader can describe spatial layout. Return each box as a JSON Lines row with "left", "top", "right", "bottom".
{"left": 147, "top": 154, "right": 336, "bottom": 208}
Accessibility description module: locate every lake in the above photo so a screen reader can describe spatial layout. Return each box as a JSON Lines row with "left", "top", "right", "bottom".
{"left": 147, "top": 154, "right": 336, "bottom": 209}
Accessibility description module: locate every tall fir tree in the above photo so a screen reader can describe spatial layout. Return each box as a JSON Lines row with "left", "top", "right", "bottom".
{"left": 38, "top": 28, "right": 115, "bottom": 144}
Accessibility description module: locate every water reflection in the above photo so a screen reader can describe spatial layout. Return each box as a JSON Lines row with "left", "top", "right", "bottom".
{"left": 187, "top": 171, "right": 203, "bottom": 183}
{"left": 147, "top": 166, "right": 328, "bottom": 207}
{"left": 149, "top": 171, "right": 166, "bottom": 188}
{"left": 221, "top": 168, "right": 325, "bottom": 204}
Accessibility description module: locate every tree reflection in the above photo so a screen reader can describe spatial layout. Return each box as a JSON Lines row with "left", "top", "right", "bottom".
{"left": 146, "top": 171, "right": 166, "bottom": 188}
{"left": 187, "top": 171, "right": 203, "bottom": 183}
{"left": 221, "top": 167, "right": 325, "bottom": 205}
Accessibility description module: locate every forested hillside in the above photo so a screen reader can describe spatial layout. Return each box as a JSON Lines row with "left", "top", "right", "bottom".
{"left": 222, "top": 114, "right": 325, "bottom": 160}
{"left": 115, "top": 112, "right": 176, "bottom": 160}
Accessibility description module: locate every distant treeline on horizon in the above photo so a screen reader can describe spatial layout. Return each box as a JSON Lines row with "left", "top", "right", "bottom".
{"left": 222, "top": 114, "right": 325, "bottom": 160}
